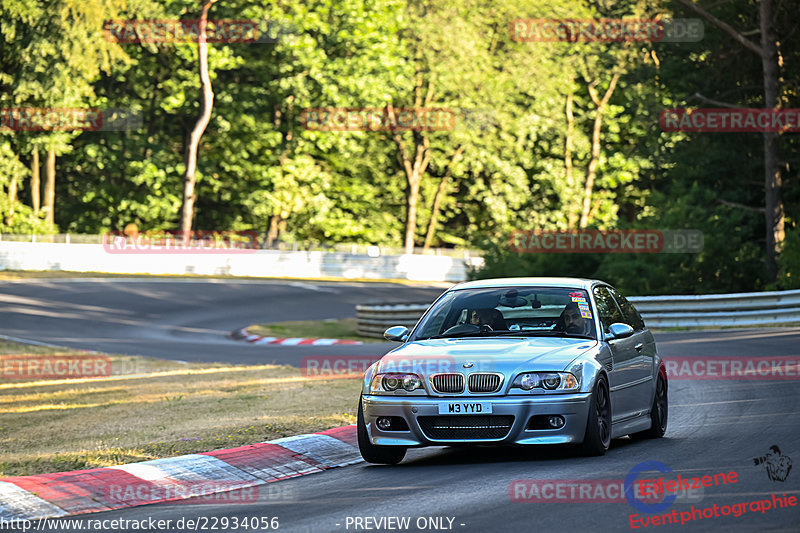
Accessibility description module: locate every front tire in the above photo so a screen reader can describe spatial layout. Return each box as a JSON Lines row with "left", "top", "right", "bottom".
{"left": 579, "top": 375, "right": 611, "bottom": 456}
{"left": 631, "top": 371, "right": 668, "bottom": 439}
{"left": 357, "top": 398, "right": 406, "bottom": 465}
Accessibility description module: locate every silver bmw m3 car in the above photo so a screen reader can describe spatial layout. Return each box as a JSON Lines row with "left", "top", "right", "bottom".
{"left": 357, "top": 277, "right": 668, "bottom": 464}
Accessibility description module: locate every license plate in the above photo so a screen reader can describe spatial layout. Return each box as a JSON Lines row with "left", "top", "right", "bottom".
{"left": 438, "top": 402, "right": 492, "bottom": 414}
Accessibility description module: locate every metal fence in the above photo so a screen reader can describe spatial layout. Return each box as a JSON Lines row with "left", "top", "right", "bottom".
{"left": 356, "top": 289, "right": 800, "bottom": 338}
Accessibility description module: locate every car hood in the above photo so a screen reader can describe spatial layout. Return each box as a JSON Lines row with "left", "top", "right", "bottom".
{"left": 377, "top": 337, "right": 597, "bottom": 376}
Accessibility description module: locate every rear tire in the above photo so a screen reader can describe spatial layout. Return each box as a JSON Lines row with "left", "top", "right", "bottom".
{"left": 357, "top": 398, "right": 407, "bottom": 465}
{"left": 579, "top": 375, "right": 611, "bottom": 456}
{"left": 631, "top": 371, "right": 668, "bottom": 439}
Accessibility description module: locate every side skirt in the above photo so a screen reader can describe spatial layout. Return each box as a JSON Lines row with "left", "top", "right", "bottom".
{"left": 610, "top": 413, "right": 651, "bottom": 439}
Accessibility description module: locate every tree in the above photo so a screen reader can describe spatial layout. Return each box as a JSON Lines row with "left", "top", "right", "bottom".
{"left": 0, "top": 0, "right": 127, "bottom": 231}
{"left": 674, "top": 0, "right": 785, "bottom": 281}
{"left": 180, "top": 0, "right": 219, "bottom": 239}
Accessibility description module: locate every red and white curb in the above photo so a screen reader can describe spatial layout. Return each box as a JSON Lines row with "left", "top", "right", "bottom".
{"left": 229, "top": 327, "right": 363, "bottom": 346}
{"left": 0, "top": 425, "right": 360, "bottom": 521}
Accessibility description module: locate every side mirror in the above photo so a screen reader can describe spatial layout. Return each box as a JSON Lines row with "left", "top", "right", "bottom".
{"left": 607, "top": 323, "right": 634, "bottom": 340}
{"left": 384, "top": 325, "right": 410, "bottom": 342}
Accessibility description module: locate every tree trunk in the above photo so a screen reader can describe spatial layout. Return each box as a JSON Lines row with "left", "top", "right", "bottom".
{"left": 388, "top": 102, "right": 432, "bottom": 254}
{"left": 43, "top": 147, "right": 55, "bottom": 227}
{"left": 423, "top": 145, "right": 464, "bottom": 250}
{"left": 580, "top": 73, "right": 620, "bottom": 229}
{"left": 565, "top": 88, "right": 576, "bottom": 228}
{"left": 404, "top": 175, "right": 421, "bottom": 254}
{"left": 266, "top": 214, "right": 279, "bottom": 247}
{"left": 760, "top": 0, "right": 784, "bottom": 280}
{"left": 180, "top": 0, "right": 218, "bottom": 241}
{"left": 4, "top": 182, "right": 15, "bottom": 226}
{"left": 6, "top": 172, "right": 18, "bottom": 224}
{"left": 31, "top": 149, "right": 40, "bottom": 214}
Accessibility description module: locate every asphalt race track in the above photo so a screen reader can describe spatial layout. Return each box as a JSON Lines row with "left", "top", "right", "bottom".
{"left": 0, "top": 278, "right": 446, "bottom": 365}
{"left": 2, "top": 278, "right": 800, "bottom": 532}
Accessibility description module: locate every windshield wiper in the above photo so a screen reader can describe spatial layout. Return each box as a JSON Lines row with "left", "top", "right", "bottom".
{"left": 429, "top": 331, "right": 503, "bottom": 339}
{"left": 548, "top": 331, "right": 595, "bottom": 339}
{"left": 492, "top": 330, "right": 595, "bottom": 340}
{"left": 425, "top": 329, "right": 594, "bottom": 341}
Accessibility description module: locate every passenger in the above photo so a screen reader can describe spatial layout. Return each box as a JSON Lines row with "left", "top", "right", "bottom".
{"left": 559, "top": 301, "right": 591, "bottom": 335}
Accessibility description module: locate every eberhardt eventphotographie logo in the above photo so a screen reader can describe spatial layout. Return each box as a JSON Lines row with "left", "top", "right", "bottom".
{"left": 753, "top": 445, "right": 792, "bottom": 482}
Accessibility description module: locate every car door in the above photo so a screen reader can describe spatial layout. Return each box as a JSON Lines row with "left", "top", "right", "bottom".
{"left": 609, "top": 287, "right": 656, "bottom": 412}
{"left": 593, "top": 285, "right": 639, "bottom": 422}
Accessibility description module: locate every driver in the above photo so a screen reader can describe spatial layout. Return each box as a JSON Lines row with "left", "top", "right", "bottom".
{"left": 560, "top": 301, "right": 591, "bottom": 335}
{"left": 469, "top": 309, "right": 493, "bottom": 327}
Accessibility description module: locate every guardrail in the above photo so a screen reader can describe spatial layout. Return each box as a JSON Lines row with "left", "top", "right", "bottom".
{"left": 356, "top": 289, "right": 800, "bottom": 338}
{"left": 355, "top": 303, "right": 433, "bottom": 337}
{"left": 627, "top": 289, "right": 800, "bottom": 327}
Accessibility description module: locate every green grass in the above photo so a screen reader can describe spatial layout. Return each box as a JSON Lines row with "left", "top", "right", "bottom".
{"left": 0, "top": 340, "right": 361, "bottom": 477}
{"left": 248, "top": 318, "right": 384, "bottom": 343}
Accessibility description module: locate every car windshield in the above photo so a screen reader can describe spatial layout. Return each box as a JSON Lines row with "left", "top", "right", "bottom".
{"left": 412, "top": 286, "right": 596, "bottom": 340}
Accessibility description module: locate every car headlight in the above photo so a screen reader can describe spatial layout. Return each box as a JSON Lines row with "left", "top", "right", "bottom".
{"left": 512, "top": 372, "right": 579, "bottom": 392}
{"left": 370, "top": 373, "right": 424, "bottom": 393}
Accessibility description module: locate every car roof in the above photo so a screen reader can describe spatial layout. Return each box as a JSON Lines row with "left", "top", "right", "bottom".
{"left": 449, "top": 277, "right": 606, "bottom": 291}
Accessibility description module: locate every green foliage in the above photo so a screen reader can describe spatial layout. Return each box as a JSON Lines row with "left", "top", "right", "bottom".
{"left": 0, "top": 0, "right": 797, "bottom": 293}
{"left": 776, "top": 228, "right": 800, "bottom": 290}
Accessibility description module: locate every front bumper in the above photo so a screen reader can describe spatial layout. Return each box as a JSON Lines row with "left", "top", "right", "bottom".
{"left": 362, "top": 393, "right": 592, "bottom": 446}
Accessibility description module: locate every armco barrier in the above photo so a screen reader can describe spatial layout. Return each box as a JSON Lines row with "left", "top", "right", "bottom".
{"left": 627, "top": 289, "right": 800, "bottom": 327}
{"left": 356, "top": 289, "right": 800, "bottom": 338}
{"left": 0, "top": 241, "right": 483, "bottom": 283}
{"left": 355, "top": 303, "right": 432, "bottom": 337}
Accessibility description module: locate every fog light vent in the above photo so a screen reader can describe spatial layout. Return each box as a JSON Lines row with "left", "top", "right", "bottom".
{"left": 527, "top": 415, "right": 566, "bottom": 430}
{"left": 375, "top": 416, "right": 409, "bottom": 431}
